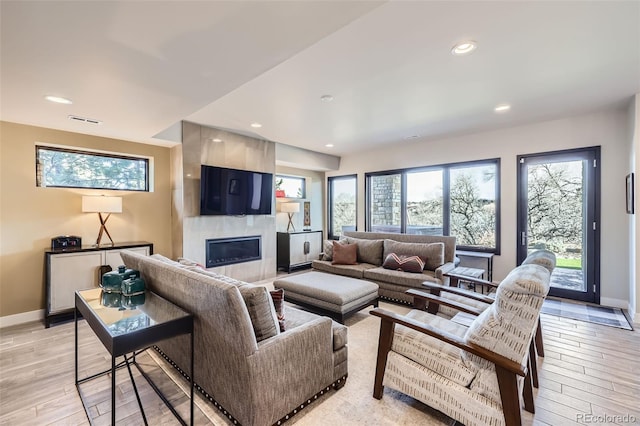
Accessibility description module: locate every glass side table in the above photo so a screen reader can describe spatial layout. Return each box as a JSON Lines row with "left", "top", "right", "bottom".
{"left": 75, "top": 288, "right": 194, "bottom": 425}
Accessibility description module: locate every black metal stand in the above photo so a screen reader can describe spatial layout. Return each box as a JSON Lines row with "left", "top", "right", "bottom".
{"left": 75, "top": 291, "right": 194, "bottom": 425}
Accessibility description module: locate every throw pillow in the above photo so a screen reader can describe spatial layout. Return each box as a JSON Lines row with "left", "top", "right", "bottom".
{"left": 332, "top": 241, "right": 357, "bottom": 265}
{"left": 322, "top": 239, "right": 334, "bottom": 261}
{"left": 343, "top": 237, "right": 384, "bottom": 265}
{"left": 382, "top": 253, "right": 425, "bottom": 273}
{"left": 270, "top": 288, "right": 285, "bottom": 332}
{"left": 177, "top": 257, "right": 205, "bottom": 269}
{"left": 239, "top": 286, "right": 281, "bottom": 342}
{"left": 382, "top": 240, "right": 445, "bottom": 271}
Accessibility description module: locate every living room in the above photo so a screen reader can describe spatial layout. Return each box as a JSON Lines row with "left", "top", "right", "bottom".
{"left": 1, "top": 1, "right": 639, "bottom": 425}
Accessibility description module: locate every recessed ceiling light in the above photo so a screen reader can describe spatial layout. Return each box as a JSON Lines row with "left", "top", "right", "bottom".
{"left": 250, "top": 122, "right": 262, "bottom": 128}
{"left": 451, "top": 41, "right": 477, "bottom": 56}
{"left": 494, "top": 104, "right": 511, "bottom": 113}
{"left": 325, "top": 144, "right": 334, "bottom": 148}
{"left": 211, "top": 138, "right": 223, "bottom": 143}
{"left": 320, "top": 95, "right": 334, "bottom": 102}
{"left": 45, "top": 95, "right": 72, "bottom": 104}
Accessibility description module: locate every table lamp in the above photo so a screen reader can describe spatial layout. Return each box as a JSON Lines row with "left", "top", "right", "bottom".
{"left": 82, "top": 195, "right": 122, "bottom": 246}
{"left": 280, "top": 202, "right": 300, "bottom": 232}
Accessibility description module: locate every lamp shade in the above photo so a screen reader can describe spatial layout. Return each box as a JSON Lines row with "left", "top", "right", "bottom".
{"left": 82, "top": 196, "right": 122, "bottom": 213}
{"left": 280, "top": 202, "right": 300, "bottom": 213}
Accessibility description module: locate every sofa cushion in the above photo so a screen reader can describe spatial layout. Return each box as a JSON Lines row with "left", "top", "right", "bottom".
{"left": 364, "top": 266, "right": 439, "bottom": 287}
{"left": 392, "top": 309, "right": 477, "bottom": 387}
{"left": 240, "top": 285, "right": 281, "bottom": 342}
{"left": 332, "top": 241, "right": 357, "bottom": 265}
{"left": 312, "top": 260, "right": 376, "bottom": 279}
{"left": 343, "top": 237, "right": 384, "bottom": 265}
{"left": 383, "top": 240, "right": 444, "bottom": 271}
{"left": 382, "top": 253, "right": 425, "bottom": 273}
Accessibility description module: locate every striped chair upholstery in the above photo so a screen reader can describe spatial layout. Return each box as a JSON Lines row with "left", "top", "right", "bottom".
{"left": 372, "top": 262, "right": 551, "bottom": 426}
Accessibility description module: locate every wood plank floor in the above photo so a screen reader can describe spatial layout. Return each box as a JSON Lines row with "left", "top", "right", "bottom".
{"left": 0, "top": 311, "right": 638, "bottom": 425}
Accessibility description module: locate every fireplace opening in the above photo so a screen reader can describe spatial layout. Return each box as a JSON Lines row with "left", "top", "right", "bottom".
{"left": 205, "top": 236, "right": 261, "bottom": 268}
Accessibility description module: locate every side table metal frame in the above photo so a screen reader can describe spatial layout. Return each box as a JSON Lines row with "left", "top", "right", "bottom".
{"left": 74, "top": 292, "right": 194, "bottom": 425}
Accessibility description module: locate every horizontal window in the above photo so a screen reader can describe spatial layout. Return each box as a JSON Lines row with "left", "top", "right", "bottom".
{"left": 36, "top": 146, "right": 149, "bottom": 191}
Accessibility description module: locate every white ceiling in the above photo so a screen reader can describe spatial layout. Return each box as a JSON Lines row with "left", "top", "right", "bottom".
{"left": 2, "top": 1, "right": 639, "bottom": 157}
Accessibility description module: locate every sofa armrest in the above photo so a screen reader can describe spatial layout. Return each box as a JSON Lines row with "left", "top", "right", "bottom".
{"left": 250, "top": 315, "right": 334, "bottom": 383}
{"left": 434, "top": 262, "right": 456, "bottom": 282}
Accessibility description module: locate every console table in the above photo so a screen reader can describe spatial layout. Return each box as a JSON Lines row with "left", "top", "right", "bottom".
{"left": 45, "top": 241, "right": 153, "bottom": 327}
{"left": 75, "top": 288, "right": 194, "bottom": 425}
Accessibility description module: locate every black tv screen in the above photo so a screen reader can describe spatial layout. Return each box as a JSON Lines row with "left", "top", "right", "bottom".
{"left": 200, "top": 165, "right": 273, "bottom": 215}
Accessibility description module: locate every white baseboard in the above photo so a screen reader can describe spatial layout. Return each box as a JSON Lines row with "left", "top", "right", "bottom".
{"left": 0, "top": 309, "right": 44, "bottom": 328}
{"left": 600, "top": 297, "right": 628, "bottom": 310}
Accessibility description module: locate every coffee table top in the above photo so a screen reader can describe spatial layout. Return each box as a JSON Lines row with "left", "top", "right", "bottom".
{"left": 75, "top": 288, "right": 192, "bottom": 356}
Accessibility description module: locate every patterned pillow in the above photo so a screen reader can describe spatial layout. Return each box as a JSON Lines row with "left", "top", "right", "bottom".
{"left": 322, "top": 240, "right": 334, "bottom": 261}
{"left": 270, "top": 288, "right": 285, "bottom": 332}
{"left": 383, "top": 240, "right": 445, "bottom": 270}
{"left": 332, "top": 241, "right": 357, "bottom": 265}
{"left": 382, "top": 253, "right": 425, "bottom": 273}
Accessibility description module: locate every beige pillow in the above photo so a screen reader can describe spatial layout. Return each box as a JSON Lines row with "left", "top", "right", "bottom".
{"left": 332, "top": 241, "right": 357, "bottom": 265}
{"left": 239, "top": 285, "right": 281, "bottom": 342}
{"left": 343, "top": 237, "right": 384, "bottom": 265}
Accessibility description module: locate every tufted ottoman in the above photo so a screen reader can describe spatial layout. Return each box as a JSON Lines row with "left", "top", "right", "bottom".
{"left": 274, "top": 271, "right": 379, "bottom": 323}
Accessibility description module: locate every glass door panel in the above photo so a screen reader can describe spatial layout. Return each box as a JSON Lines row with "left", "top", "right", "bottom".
{"left": 517, "top": 149, "right": 599, "bottom": 303}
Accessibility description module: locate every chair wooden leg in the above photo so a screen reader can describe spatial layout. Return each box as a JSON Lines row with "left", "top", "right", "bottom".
{"left": 496, "top": 365, "right": 522, "bottom": 426}
{"left": 529, "top": 340, "right": 539, "bottom": 388}
{"left": 535, "top": 316, "right": 544, "bottom": 357}
{"left": 373, "top": 318, "right": 395, "bottom": 399}
{"left": 524, "top": 357, "right": 535, "bottom": 414}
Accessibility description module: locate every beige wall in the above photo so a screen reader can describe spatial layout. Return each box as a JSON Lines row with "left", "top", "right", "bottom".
{"left": 0, "top": 121, "right": 172, "bottom": 318}
{"left": 327, "top": 107, "right": 633, "bottom": 308}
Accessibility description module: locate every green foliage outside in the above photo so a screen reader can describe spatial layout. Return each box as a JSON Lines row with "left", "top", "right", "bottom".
{"left": 555, "top": 257, "right": 582, "bottom": 269}
{"left": 37, "top": 148, "right": 147, "bottom": 190}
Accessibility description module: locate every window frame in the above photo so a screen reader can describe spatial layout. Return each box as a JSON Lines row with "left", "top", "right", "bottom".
{"left": 365, "top": 158, "right": 501, "bottom": 254}
{"left": 327, "top": 174, "right": 358, "bottom": 240}
{"left": 275, "top": 174, "right": 306, "bottom": 199}
{"left": 36, "top": 144, "right": 151, "bottom": 192}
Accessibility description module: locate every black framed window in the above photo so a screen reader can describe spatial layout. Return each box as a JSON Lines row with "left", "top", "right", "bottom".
{"left": 328, "top": 175, "right": 357, "bottom": 239}
{"left": 366, "top": 159, "right": 500, "bottom": 253}
{"left": 36, "top": 145, "right": 150, "bottom": 191}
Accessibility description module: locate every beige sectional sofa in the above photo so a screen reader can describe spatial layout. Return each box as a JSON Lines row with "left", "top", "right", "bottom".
{"left": 120, "top": 250, "right": 347, "bottom": 426}
{"left": 312, "top": 231, "right": 456, "bottom": 304}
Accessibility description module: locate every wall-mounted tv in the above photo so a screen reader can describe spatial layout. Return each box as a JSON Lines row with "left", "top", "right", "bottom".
{"left": 200, "top": 165, "right": 273, "bottom": 215}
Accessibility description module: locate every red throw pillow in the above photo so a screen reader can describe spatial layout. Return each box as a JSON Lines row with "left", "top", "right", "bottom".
{"left": 382, "top": 253, "right": 425, "bottom": 273}
{"left": 270, "top": 288, "right": 285, "bottom": 332}
{"left": 332, "top": 241, "right": 357, "bottom": 265}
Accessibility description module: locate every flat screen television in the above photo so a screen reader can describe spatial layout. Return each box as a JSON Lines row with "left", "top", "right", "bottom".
{"left": 200, "top": 165, "right": 273, "bottom": 215}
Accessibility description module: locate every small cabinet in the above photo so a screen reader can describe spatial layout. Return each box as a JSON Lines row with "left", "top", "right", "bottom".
{"left": 45, "top": 241, "right": 153, "bottom": 327}
{"left": 277, "top": 231, "right": 322, "bottom": 272}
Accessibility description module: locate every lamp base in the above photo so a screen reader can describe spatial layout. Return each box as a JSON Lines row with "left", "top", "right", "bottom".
{"left": 286, "top": 213, "right": 296, "bottom": 233}
{"left": 95, "top": 212, "right": 115, "bottom": 246}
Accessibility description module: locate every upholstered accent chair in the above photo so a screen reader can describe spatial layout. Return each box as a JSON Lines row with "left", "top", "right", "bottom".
{"left": 423, "top": 250, "right": 556, "bottom": 358}
{"left": 371, "top": 262, "right": 551, "bottom": 426}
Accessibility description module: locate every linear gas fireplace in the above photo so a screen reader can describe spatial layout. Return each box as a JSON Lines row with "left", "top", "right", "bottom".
{"left": 205, "top": 236, "right": 261, "bottom": 268}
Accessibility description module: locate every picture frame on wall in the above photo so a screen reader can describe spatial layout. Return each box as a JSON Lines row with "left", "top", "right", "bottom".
{"left": 626, "top": 173, "right": 634, "bottom": 214}
{"left": 303, "top": 201, "right": 311, "bottom": 228}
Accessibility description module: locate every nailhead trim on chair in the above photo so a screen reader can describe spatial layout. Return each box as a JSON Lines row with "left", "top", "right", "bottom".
{"left": 153, "top": 345, "right": 348, "bottom": 426}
